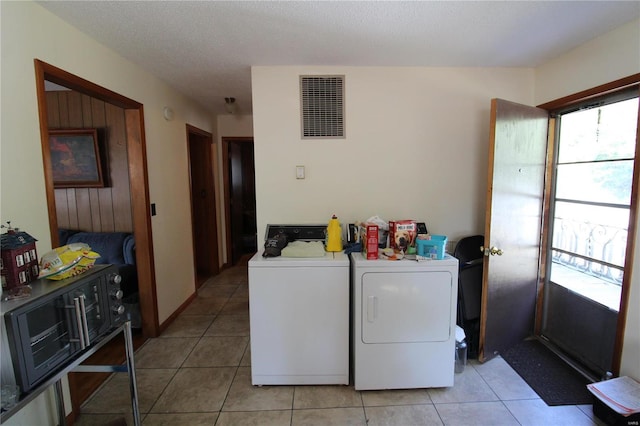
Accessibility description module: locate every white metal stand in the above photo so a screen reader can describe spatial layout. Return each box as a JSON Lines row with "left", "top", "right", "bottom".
{"left": 0, "top": 321, "right": 140, "bottom": 426}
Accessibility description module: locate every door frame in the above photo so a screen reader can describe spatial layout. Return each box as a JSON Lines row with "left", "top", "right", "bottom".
{"left": 222, "top": 136, "right": 255, "bottom": 266}
{"left": 479, "top": 75, "right": 640, "bottom": 374}
{"left": 536, "top": 73, "right": 640, "bottom": 375}
{"left": 186, "top": 124, "right": 219, "bottom": 285}
{"left": 34, "top": 59, "right": 159, "bottom": 337}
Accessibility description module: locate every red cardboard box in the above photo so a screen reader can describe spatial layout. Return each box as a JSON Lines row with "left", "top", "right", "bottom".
{"left": 360, "top": 223, "right": 379, "bottom": 260}
{"left": 389, "top": 220, "right": 417, "bottom": 253}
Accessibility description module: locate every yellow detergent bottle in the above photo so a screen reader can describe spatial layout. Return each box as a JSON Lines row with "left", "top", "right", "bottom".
{"left": 326, "top": 215, "right": 343, "bottom": 252}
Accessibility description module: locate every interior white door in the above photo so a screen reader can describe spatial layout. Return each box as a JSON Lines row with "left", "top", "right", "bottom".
{"left": 361, "top": 271, "right": 453, "bottom": 344}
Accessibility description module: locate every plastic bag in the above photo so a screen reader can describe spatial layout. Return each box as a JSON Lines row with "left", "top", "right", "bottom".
{"left": 365, "top": 215, "right": 389, "bottom": 231}
{"left": 364, "top": 215, "right": 389, "bottom": 248}
{"left": 38, "top": 243, "right": 100, "bottom": 280}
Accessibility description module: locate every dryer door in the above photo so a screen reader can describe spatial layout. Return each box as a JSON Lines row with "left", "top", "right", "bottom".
{"left": 361, "top": 271, "right": 452, "bottom": 344}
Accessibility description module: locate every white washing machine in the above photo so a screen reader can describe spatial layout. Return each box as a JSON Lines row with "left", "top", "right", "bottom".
{"left": 351, "top": 252, "right": 459, "bottom": 390}
{"left": 249, "top": 225, "right": 350, "bottom": 385}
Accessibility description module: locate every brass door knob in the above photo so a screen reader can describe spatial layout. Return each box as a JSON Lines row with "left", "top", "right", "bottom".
{"left": 480, "top": 246, "right": 503, "bottom": 256}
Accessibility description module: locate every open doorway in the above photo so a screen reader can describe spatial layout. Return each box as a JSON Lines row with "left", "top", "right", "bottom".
{"left": 34, "top": 60, "right": 158, "bottom": 418}
{"left": 541, "top": 91, "right": 639, "bottom": 378}
{"left": 35, "top": 62, "right": 158, "bottom": 337}
{"left": 222, "top": 137, "right": 257, "bottom": 265}
{"left": 479, "top": 76, "right": 639, "bottom": 383}
{"left": 187, "top": 125, "right": 219, "bottom": 286}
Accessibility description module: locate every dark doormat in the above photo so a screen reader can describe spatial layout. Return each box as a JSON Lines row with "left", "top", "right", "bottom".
{"left": 501, "top": 339, "right": 593, "bottom": 406}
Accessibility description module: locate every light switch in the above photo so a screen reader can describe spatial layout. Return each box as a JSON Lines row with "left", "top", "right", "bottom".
{"left": 296, "top": 165, "right": 305, "bottom": 179}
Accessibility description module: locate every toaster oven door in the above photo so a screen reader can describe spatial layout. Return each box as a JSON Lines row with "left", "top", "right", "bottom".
{"left": 68, "top": 278, "right": 112, "bottom": 345}
{"left": 8, "top": 294, "right": 82, "bottom": 391}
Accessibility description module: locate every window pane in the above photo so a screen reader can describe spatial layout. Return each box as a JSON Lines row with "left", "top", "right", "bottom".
{"left": 549, "top": 263, "right": 622, "bottom": 310}
{"left": 555, "top": 160, "right": 633, "bottom": 205}
{"left": 558, "top": 98, "right": 638, "bottom": 163}
{"left": 552, "top": 201, "right": 628, "bottom": 270}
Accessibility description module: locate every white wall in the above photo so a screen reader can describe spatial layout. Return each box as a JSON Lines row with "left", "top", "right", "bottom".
{"left": 1, "top": 3, "right": 638, "bottom": 423}
{"left": 536, "top": 19, "right": 640, "bottom": 380}
{"left": 1, "top": 1, "right": 215, "bottom": 325}
{"left": 535, "top": 19, "right": 640, "bottom": 105}
{"left": 252, "top": 18, "right": 640, "bottom": 379}
{"left": 1, "top": 2, "right": 214, "bottom": 423}
{"left": 215, "top": 114, "right": 254, "bottom": 265}
{"left": 217, "top": 114, "right": 254, "bottom": 139}
{"left": 252, "top": 66, "right": 534, "bottom": 242}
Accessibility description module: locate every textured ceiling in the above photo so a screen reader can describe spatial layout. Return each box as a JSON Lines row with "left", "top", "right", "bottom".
{"left": 38, "top": 1, "right": 640, "bottom": 116}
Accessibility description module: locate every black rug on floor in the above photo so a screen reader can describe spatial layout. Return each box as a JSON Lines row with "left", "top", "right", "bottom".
{"left": 501, "top": 339, "right": 593, "bottom": 406}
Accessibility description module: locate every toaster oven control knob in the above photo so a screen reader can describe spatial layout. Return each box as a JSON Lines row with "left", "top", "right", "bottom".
{"left": 112, "top": 305, "right": 125, "bottom": 315}
{"left": 111, "top": 289, "right": 124, "bottom": 300}
{"left": 109, "top": 273, "right": 122, "bottom": 285}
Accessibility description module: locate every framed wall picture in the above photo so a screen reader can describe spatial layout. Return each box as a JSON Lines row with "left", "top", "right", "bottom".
{"left": 49, "top": 129, "right": 105, "bottom": 188}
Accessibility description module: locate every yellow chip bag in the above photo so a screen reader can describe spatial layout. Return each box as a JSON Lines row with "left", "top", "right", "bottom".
{"left": 38, "top": 243, "right": 101, "bottom": 280}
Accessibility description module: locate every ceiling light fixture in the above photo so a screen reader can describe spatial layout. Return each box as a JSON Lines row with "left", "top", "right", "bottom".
{"left": 224, "top": 97, "right": 237, "bottom": 114}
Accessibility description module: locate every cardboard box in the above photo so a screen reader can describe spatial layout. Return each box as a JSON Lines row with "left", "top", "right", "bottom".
{"left": 389, "top": 220, "right": 417, "bottom": 253}
{"left": 360, "top": 223, "right": 379, "bottom": 260}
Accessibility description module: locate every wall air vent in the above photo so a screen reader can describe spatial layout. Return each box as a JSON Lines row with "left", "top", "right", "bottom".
{"left": 300, "top": 75, "right": 345, "bottom": 139}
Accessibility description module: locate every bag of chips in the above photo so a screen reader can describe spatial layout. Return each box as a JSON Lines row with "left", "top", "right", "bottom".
{"left": 38, "top": 243, "right": 100, "bottom": 280}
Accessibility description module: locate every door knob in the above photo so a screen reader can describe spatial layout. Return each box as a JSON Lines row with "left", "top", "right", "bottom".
{"left": 480, "top": 246, "right": 504, "bottom": 256}
{"left": 490, "top": 246, "right": 503, "bottom": 256}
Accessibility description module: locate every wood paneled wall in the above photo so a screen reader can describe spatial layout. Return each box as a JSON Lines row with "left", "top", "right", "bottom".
{"left": 46, "top": 90, "right": 133, "bottom": 233}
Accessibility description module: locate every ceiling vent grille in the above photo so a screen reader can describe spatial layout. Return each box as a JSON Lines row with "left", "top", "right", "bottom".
{"left": 300, "top": 75, "right": 345, "bottom": 139}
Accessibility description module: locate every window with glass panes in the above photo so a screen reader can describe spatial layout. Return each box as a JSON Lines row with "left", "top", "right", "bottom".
{"left": 550, "top": 94, "right": 638, "bottom": 311}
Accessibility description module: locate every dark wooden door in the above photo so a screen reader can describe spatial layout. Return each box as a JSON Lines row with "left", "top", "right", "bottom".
{"left": 479, "top": 99, "right": 549, "bottom": 362}
{"left": 226, "top": 139, "right": 257, "bottom": 265}
{"left": 188, "top": 126, "right": 219, "bottom": 285}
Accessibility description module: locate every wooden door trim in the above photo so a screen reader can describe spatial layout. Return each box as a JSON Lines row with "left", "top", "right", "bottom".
{"left": 535, "top": 117, "right": 556, "bottom": 336}
{"left": 537, "top": 73, "right": 640, "bottom": 111}
{"left": 125, "top": 108, "right": 159, "bottom": 335}
{"left": 35, "top": 60, "right": 143, "bottom": 111}
{"left": 478, "top": 100, "right": 497, "bottom": 362}
{"left": 537, "top": 76, "right": 640, "bottom": 375}
{"left": 221, "top": 136, "right": 253, "bottom": 266}
{"left": 186, "top": 124, "right": 219, "bottom": 285}
{"left": 34, "top": 59, "right": 159, "bottom": 337}
{"left": 616, "top": 85, "right": 640, "bottom": 374}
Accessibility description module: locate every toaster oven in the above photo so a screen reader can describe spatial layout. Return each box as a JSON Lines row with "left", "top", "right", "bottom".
{"left": 1, "top": 265, "right": 125, "bottom": 393}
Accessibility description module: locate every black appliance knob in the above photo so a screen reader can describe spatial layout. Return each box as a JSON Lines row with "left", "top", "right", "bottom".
{"left": 110, "top": 273, "right": 122, "bottom": 285}
{"left": 111, "top": 289, "right": 124, "bottom": 300}
{"left": 112, "top": 305, "right": 125, "bottom": 315}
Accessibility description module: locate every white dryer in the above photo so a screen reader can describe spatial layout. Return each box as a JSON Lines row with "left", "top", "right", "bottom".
{"left": 351, "top": 252, "right": 458, "bottom": 390}
{"left": 249, "top": 225, "right": 350, "bottom": 386}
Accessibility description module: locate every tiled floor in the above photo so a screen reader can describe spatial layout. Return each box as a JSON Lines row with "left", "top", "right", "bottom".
{"left": 76, "top": 259, "right": 605, "bottom": 426}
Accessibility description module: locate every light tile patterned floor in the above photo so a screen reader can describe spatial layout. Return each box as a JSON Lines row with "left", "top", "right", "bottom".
{"left": 76, "top": 259, "right": 605, "bottom": 426}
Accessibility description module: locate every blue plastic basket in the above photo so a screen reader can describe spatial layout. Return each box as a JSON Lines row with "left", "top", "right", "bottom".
{"left": 416, "top": 235, "right": 447, "bottom": 260}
